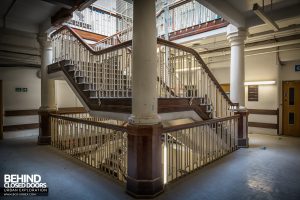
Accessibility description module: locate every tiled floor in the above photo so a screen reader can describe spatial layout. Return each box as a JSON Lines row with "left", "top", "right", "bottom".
{"left": 1, "top": 134, "right": 300, "bottom": 200}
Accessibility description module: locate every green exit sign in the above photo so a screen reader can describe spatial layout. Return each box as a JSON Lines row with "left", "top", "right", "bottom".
{"left": 15, "top": 88, "right": 28, "bottom": 92}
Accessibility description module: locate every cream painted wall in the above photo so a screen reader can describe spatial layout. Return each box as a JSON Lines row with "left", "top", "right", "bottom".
{"left": 0, "top": 67, "right": 41, "bottom": 137}
{"left": 281, "top": 60, "right": 300, "bottom": 81}
{"left": 0, "top": 67, "right": 41, "bottom": 110}
{"left": 56, "top": 80, "right": 82, "bottom": 108}
{"left": 211, "top": 52, "right": 280, "bottom": 135}
{"left": 210, "top": 48, "right": 300, "bottom": 135}
{"left": 0, "top": 67, "right": 82, "bottom": 138}
{"left": 0, "top": 68, "right": 83, "bottom": 112}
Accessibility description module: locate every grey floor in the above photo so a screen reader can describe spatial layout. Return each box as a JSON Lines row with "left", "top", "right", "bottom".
{"left": 1, "top": 134, "right": 300, "bottom": 200}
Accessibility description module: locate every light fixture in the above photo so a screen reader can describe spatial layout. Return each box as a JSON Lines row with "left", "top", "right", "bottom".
{"left": 244, "top": 81, "right": 276, "bottom": 86}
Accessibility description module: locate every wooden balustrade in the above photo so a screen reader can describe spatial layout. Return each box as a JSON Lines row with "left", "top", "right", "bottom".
{"left": 49, "top": 112, "right": 240, "bottom": 185}
{"left": 162, "top": 115, "right": 239, "bottom": 183}
{"left": 50, "top": 26, "right": 237, "bottom": 119}
{"left": 50, "top": 113, "right": 127, "bottom": 182}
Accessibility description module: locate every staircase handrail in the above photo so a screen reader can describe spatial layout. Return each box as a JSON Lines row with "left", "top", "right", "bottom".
{"left": 50, "top": 25, "right": 238, "bottom": 107}
{"left": 50, "top": 113, "right": 127, "bottom": 132}
{"left": 163, "top": 115, "right": 240, "bottom": 133}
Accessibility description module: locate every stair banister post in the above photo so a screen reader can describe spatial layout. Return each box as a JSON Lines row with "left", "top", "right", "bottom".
{"left": 37, "top": 33, "right": 57, "bottom": 145}
{"left": 127, "top": 0, "right": 164, "bottom": 198}
{"left": 235, "top": 108, "right": 249, "bottom": 148}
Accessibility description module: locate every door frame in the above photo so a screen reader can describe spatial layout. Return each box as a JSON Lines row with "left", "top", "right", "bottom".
{"left": 282, "top": 80, "right": 300, "bottom": 135}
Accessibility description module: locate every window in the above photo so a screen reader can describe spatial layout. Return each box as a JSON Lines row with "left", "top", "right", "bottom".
{"left": 289, "top": 112, "right": 295, "bottom": 124}
{"left": 289, "top": 88, "right": 295, "bottom": 105}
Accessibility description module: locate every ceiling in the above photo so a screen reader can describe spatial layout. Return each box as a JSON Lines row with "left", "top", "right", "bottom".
{"left": 196, "top": 0, "right": 300, "bottom": 28}
{"left": 0, "top": 0, "right": 95, "bottom": 33}
{"left": 179, "top": 0, "right": 300, "bottom": 52}
{"left": 0, "top": 0, "right": 63, "bottom": 33}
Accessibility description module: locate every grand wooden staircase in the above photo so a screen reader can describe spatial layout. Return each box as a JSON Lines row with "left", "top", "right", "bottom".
{"left": 48, "top": 26, "right": 237, "bottom": 121}
{"left": 48, "top": 24, "right": 242, "bottom": 184}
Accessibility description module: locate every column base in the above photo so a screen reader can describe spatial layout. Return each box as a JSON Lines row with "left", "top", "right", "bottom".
{"left": 238, "top": 138, "right": 249, "bottom": 148}
{"left": 38, "top": 109, "right": 55, "bottom": 145}
{"left": 126, "top": 176, "right": 164, "bottom": 199}
{"left": 235, "top": 109, "right": 249, "bottom": 149}
{"left": 38, "top": 136, "right": 51, "bottom": 145}
{"left": 126, "top": 123, "right": 164, "bottom": 198}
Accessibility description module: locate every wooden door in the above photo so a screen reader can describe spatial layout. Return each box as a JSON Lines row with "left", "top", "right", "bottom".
{"left": 283, "top": 81, "right": 300, "bottom": 136}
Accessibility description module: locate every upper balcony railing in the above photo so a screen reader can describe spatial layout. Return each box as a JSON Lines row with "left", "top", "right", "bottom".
{"left": 67, "top": 0, "right": 221, "bottom": 42}
{"left": 157, "top": 0, "right": 221, "bottom": 37}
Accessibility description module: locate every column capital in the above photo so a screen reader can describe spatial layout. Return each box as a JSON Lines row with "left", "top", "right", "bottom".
{"left": 226, "top": 24, "right": 247, "bottom": 46}
{"left": 38, "top": 33, "right": 52, "bottom": 50}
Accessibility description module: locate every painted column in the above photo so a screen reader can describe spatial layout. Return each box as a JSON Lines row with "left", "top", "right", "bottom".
{"left": 227, "top": 25, "right": 248, "bottom": 147}
{"left": 130, "top": 0, "right": 159, "bottom": 125}
{"left": 227, "top": 24, "right": 247, "bottom": 107}
{"left": 38, "top": 34, "right": 56, "bottom": 145}
{"left": 127, "top": 0, "right": 164, "bottom": 198}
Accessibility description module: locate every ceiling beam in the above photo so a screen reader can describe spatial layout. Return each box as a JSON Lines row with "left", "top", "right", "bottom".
{"left": 246, "top": 3, "right": 300, "bottom": 28}
{"left": 253, "top": 3, "right": 279, "bottom": 31}
{"left": 195, "top": 0, "right": 246, "bottom": 28}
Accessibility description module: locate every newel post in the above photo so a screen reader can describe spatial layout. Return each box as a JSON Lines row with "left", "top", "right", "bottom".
{"left": 235, "top": 108, "right": 249, "bottom": 148}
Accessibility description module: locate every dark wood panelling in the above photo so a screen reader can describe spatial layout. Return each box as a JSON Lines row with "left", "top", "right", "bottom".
{"left": 56, "top": 107, "right": 86, "bottom": 114}
{"left": 3, "top": 123, "right": 39, "bottom": 132}
{"left": 248, "top": 122, "right": 278, "bottom": 129}
{"left": 5, "top": 107, "right": 86, "bottom": 116}
{"left": 248, "top": 109, "right": 279, "bottom": 132}
{"left": 127, "top": 123, "right": 164, "bottom": 197}
{"left": 168, "top": 19, "right": 229, "bottom": 41}
{"left": 248, "top": 109, "right": 278, "bottom": 115}
{"left": 5, "top": 109, "right": 38, "bottom": 116}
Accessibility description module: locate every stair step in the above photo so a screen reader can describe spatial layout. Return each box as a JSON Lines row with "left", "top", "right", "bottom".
{"left": 67, "top": 65, "right": 77, "bottom": 72}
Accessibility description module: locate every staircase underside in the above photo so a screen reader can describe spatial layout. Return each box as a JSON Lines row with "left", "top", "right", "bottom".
{"left": 48, "top": 60, "right": 212, "bottom": 121}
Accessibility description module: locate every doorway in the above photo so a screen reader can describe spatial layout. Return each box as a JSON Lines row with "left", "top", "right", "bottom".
{"left": 283, "top": 81, "right": 300, "bottom": 136}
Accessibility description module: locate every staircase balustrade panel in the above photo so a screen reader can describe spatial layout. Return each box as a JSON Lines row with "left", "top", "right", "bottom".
{"left": 50, "top": 113, "right": 128, "bottom": 182}
{"left": 162, "top": 115, "right": 239, "bottom": 183}
{"left": 51, "top": 26, "right": 237, "bottom": 118}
